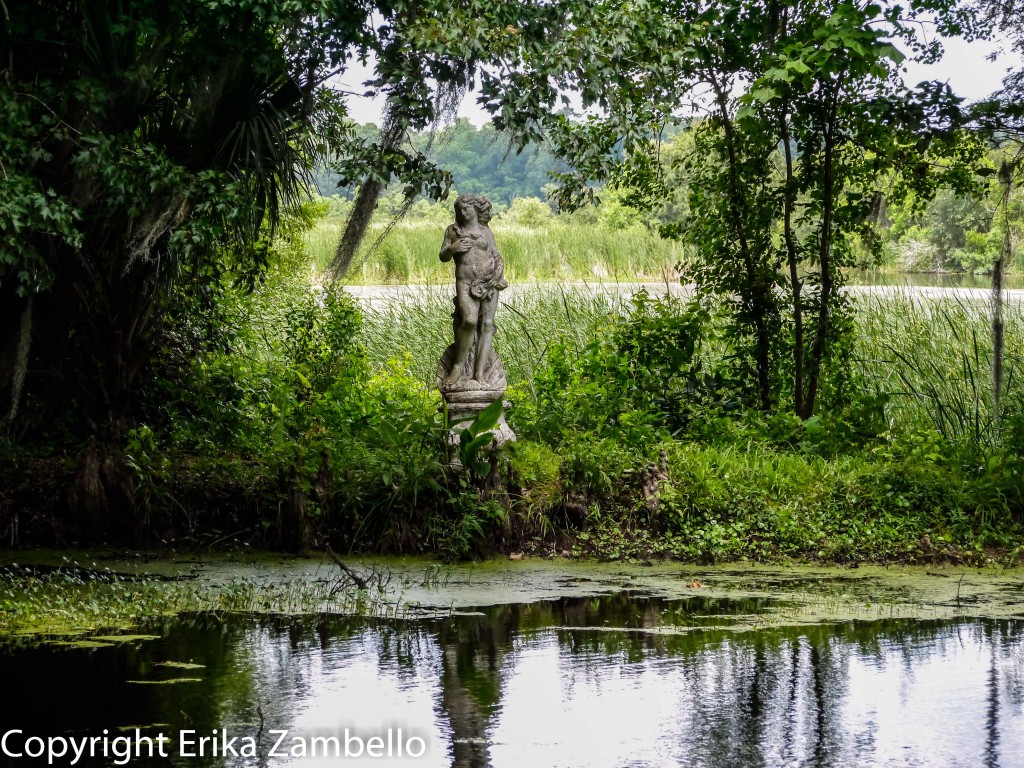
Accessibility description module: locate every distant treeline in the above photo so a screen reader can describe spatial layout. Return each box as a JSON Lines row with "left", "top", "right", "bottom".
{"left": 313, "top": 119, "right": 564, "bottom": 203}
{"left": 317, "top": 120, "right": 1023, "bottom": 276}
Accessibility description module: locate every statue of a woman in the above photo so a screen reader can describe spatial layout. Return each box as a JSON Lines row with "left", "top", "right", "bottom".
{"left": 438, "top": 194, "right": 508, "bottom": 389}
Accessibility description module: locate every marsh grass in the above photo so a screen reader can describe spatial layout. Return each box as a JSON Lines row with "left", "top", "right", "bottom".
{"left": 358, "top": 283, "right": 1022, "bottom": 448}
{"left": 0, "top": 563, "right": 407, "bottom": 644}
{"left": 853, "top": 292, "right": 1024, "bottom": 443}
{"left": 304, "top": 218, "right": 688, "bottom": 284}
{"left": 358, "top": 284, "right": 635, "bottom": 386}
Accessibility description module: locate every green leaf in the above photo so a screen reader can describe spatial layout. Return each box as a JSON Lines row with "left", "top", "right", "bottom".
{"left": 750, "top": 87, "right": 778, "bottom": 103}
{"left": 468, "top": 397, "right": 504, "bottom": 436}
{"left": 378, "top": 421, "right": 400, "bottom": 446}
{"left": 763, "top": 67, "right": 792, "bottom": 83}
{"left": 735, "top": 104, "right": 756, "bottom": 121}
{"left": 465, "top": 433, "right": 494, "bottom": 456}
{"left": 878, "top": 44, "right": 905, "bottom": 64}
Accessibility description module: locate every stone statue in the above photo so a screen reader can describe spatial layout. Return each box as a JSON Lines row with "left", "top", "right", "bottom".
{"left": 438, "top": 194, "right": 508, "bottom": 389}
{"left": 437, "top": 194, "right": 515, "bottom": 453}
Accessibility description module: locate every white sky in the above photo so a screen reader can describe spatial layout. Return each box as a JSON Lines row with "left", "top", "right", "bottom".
{"left": 338, "top": 33, "right": 1021, "bottom": 127}
{"left": 902, "top": 34, "right": 1018, "bottom": 100}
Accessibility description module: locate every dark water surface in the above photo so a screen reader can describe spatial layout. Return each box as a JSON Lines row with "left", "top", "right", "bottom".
{"left": 2, "top": 594, "right": 1023, "bottom": 768}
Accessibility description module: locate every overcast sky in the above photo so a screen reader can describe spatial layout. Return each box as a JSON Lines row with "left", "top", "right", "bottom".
{"left": 338, "top": 33, "right": 1021, "bottom": 127}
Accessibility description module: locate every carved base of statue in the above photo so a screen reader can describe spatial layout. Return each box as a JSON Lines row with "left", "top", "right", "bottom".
{"left": 444, "top": 397, "right": 516, "bottom": 455}
{"left": 437, "top": 343, "right": 516, "bottom": 465}
{"left": 436, "top": 342, "right": 506, "bottom": 396}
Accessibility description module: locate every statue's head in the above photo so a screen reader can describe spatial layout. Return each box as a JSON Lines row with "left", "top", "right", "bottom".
{"left": 454, "top": 193, "right": 492, "bottom": 225}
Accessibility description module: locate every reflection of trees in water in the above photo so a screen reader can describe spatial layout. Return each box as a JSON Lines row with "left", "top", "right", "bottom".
{"left": 995, "top": 620, "right": 1024, "bottom": 708}
{"left": 6, "top": 605, "right": 1023, "bottom": 768}
{"left": 515, "top": 611, "right": 1020, "bottom": 768}
{"left": 982, "top": 620, "right": 1024, "bottom": 768}
{"left": 434, "top": 612, "right": 509, "bottom": 768}
{"left": 986, "top": 621, "right": 1001, "bottom": 768}
{"left": 240, "top": 612, "right": 1023, "bottom": 767}
{"left": 0, "top": 614, "right": 263, "bottom": 768}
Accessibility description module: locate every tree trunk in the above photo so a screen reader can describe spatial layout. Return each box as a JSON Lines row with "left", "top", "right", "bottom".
{"left": 714, "top": 83, "right": 773, "bottom": 410}
{"left": 802, "top": 81, "right": 841, "bottom": 418}
{"left": 993, "top": 164, "right": 1012, "bottom": 436}
{"left": 779, "top": 106, "right": 806, "bottom": 418}
{"left": 66, "top": 431, "right": 137, "bottom": 543}
{"left": 329, "top": 104, "right": 407, "bottom": 279}
{"left": 281, "top": 467, "right": 314, "bottom": 554}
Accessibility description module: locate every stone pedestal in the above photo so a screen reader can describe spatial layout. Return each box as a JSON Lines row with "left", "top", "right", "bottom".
{"left": 438, "top": 345, "right": 516, "bottom": 468}
{"left": 445, "top": 393, "right": 516, "bottom": 448}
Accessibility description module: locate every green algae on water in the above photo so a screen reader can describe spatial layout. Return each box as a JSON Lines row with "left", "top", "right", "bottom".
{"left": 50, "top": 640, "right": 116, "bottom": 649}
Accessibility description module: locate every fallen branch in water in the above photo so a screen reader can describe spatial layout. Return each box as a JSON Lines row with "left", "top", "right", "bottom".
{"left": 324, "top": 544, "right": 369, "bottom": 591}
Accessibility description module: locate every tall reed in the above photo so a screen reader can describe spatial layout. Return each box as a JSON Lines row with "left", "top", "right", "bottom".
{"left": 358, "top": 285, "right": 633, "bottom": 386}
{"left": 853, "top": 291, "right": 1023, "bottom": 444}
{"left": 358, "top": 284, "right": 1023, "bottom": 448}
{"left": 304, "top": 219, "right": 688, "bottom": 284}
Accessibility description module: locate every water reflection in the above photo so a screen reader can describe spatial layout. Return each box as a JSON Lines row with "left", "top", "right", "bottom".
{"left": 1, "top": 595, "right": 1023, "bottom": 768}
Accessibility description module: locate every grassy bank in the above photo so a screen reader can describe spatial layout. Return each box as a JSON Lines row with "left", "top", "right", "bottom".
{"left": 856, "top": 293, "right": 1024, "bottom": 443}
{"left": 303, "top": 191, "right": 1024, "bottom": 285}
{"left": 3, "top": 272, "right": 1021, "bottom": 565}
{"left": 356, "top": 286, "right": 1024, "bottom": 443}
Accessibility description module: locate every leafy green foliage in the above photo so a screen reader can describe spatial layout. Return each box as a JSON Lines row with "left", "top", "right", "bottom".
{"left": 0, "top": 0, "right": 369, "bottom": 458}
{"left": 518, "top": 291, "right": 706, "bottom": 446}
{"left": 455, "top": 398, "right": 505, "bottom": 480}
{"left": 477, "top": 0, "right": 991, "bottom": 422}
{"left": 0, "top": 0, "right": 607, "bottom": 533}
{"left": 873, "top": 146, "right": 1024, "bottom": 273}
{"left": 4, "top": 0, "right": 1024, "bottom": 563}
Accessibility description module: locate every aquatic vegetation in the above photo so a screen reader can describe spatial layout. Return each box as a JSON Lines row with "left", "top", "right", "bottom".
{"left": 3, "top": 578, "right": 1023, "bottom": 768}
{"left": 853, "top": 292, "right": 1024, "bottom": 443}
{"left": 0, "top": 560, "right": 410, "bottom": 645}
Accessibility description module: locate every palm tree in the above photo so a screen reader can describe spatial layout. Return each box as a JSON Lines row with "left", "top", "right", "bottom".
{"left": 1, "top": 0, "right": 351, "bottom": 537}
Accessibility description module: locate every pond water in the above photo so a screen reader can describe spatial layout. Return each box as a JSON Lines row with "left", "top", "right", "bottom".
{"left": 344, "top": 272, "right": 1024, "bottom": 309}
{"left": 3, "top": 588, "right": 1023, "bottom": 768}
{"left": 845, "top": 270, "right": 1024, "bottom": 290}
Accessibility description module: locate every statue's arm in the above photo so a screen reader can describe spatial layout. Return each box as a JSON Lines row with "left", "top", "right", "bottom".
{"left": 486, "top": 228, "right": 501, "bottom": 257}
{"left": 439, "top": 225, "right": 459, "bottom": 262}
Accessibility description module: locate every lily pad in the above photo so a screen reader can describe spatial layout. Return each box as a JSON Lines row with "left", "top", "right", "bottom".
{"left": 51, "top": 640, "right": 115, "bottom": 649}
